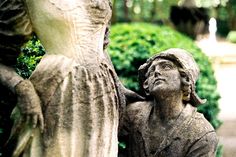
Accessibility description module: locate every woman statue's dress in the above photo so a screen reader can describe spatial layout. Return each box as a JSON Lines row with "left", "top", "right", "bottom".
{"left": 1, "top": 0, "right": 124, "bottom": 157}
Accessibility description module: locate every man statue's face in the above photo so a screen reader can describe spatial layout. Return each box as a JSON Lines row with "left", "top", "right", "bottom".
{"left": 145, "top": 58, "right": 182, "bottom": 96}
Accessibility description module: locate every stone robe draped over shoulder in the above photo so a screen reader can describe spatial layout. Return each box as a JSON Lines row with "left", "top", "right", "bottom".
{"left": 121, "top": 102, "right": 218, "bottom": 157}
{"left": 3, "top": 0, "right": 125, "bottom": 157}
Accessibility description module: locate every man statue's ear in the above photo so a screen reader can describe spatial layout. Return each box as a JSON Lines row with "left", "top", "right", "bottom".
{"left": 143, "top": 79, "right": 150, "bottom": 96}
{"left": 179, "top": 70, "right": 189, "bottom": 81}
{"left": 179, "top": 69, "right": 191, "bottom": 101}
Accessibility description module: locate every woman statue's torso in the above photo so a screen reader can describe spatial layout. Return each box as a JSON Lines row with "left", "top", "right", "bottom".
{"left": 25, "top": 0, "right": 112, "bottom": 65}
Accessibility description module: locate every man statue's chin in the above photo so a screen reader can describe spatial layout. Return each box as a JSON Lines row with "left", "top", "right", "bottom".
{"left": 150, "top": 86, "right": 180, "bottom": 97}
{"left": 150, "top": 87, "right": 166, "bottom": 96}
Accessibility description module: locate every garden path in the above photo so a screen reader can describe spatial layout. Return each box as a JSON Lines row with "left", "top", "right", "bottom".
{"left": 196, "top": 38, "right": 236, "bottom": 157}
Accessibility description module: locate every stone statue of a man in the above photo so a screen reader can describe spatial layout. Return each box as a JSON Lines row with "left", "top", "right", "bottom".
{"left": 120, "top": 48, "right": 218, "bottom": 157}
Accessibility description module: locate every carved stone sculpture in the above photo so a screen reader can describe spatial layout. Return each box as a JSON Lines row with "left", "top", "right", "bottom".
{"left": 0, "top": 0, "right": 140, "bottom": 157}
{"left": 121, "top": 48, "right": 218, "bottom": 157}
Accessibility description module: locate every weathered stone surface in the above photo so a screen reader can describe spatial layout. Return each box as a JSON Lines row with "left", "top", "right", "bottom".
{"left": 1, "top": 0, "right": 128, "bottom": 157}
{"left": 120, "top": 48, "right": 218, "bottom": 157}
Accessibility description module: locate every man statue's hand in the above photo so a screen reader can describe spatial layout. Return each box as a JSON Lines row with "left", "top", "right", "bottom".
{"left": 15, "top": 79, "right": 44, "bottom": 132}
{"left": 122, "top": 86, "right": 145, "bottom": 103}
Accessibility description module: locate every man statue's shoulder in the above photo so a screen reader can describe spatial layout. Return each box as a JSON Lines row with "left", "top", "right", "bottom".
{"left": 126, "top": 101, "right": 152, "bottom": 125}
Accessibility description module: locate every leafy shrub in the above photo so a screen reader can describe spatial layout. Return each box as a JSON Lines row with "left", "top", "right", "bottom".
{"left": 16, "top": 36, "right": 46, "bottom": 79}
{"left": 227, "top": 31, "right": 236, "bottom": 43}
{"left": 108, "top": 23, "right": 221, "bottom": 130}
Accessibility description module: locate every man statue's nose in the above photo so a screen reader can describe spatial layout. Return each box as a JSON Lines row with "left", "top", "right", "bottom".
{"left": 154, "top": 70, "right": 161, "bottom": 77}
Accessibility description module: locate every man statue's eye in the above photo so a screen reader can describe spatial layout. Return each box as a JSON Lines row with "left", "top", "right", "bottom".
{"left": 149, "top": 69, "right": 154, "bottom": 76}
{"left": 147, "top": 67, "right": 155, "bottom": 76}
{"left": 162, "top": 63, "right": 172, "bottom": 70}
{"left": 149, "top": 71, "right": 154, "bottom": 76}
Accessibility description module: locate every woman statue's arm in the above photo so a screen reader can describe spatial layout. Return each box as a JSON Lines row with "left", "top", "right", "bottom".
{"left": 0, "top": 63, "right": 44, "bottom": 131}
{"left": 0, "top": 0, "right": 44, "bottom": 131}
{"left": 103, "top": 27, "right": 144, "bottom": 103}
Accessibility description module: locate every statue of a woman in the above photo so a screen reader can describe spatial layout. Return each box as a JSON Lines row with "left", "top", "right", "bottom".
{"left": 0, "top": 0, "right": 134, "bottom": 156}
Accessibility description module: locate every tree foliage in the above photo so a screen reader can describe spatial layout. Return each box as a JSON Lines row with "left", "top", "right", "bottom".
{"left": 111, "top": 0, "right": 233, "bottom": 23}
{"left": 111, "top": 0, "right": 235, "bottom": 39}
{"left": 227, "top": 31, "right": 236, "bottom": 43}
{"left": 214, "top": 0, "right": 236, "bottom": 36}
{"left": 111, "top": 0, "right": 179, "bottom": 23}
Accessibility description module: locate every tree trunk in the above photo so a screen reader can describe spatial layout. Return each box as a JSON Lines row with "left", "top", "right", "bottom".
{"left": 150, "top": 0, "right": 157, "bottom": 22}
{"left": 123, "top": 0, "right": 130, "bottom": 22}
{"left": 111, "top": 0, "right": 117, "bottom": 23}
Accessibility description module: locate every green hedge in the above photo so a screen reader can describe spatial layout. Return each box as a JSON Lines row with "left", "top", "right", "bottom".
{"left": 16, "top": 36, "right": 46, "bottom": 79}
{"left": 227, "top": 31, "right": 236, "bottom": 43}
